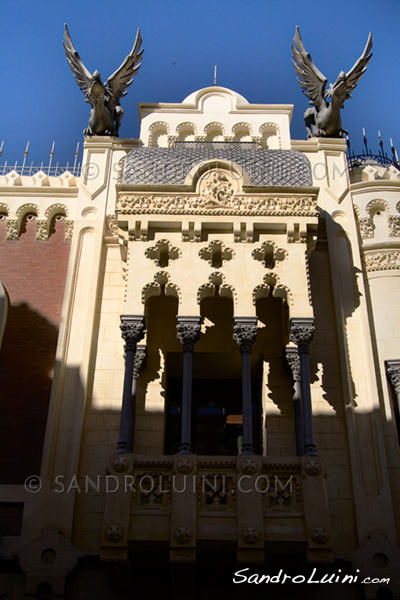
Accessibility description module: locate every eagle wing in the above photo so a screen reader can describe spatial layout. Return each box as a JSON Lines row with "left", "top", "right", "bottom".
{"left": 342, "top": 32, "right": 373, "bottom": 95}
{"left": 63, "top": 24, "right": 93, "bottom": 106}
{"left": 106, "top": 29, "right": 143, "bottom": 113}
{"left": 291, "top": 26, "right": 327, "bottom": 110}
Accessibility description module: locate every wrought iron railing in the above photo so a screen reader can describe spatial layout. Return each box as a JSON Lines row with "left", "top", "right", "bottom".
{"left": 0, "top": 141, "right": 82, "bottom": 177}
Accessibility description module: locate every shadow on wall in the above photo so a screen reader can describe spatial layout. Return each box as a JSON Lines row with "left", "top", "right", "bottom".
{"left": 0, "top": 302, "right": 59, "bottom": 484}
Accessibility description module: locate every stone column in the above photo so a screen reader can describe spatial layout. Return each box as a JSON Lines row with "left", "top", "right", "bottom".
{"left": 385, "top": 360, "right": 400, "bottom": 408}
{"left": 233, "top": 317, "right": 258, "bottom": 455}
{"left": 176, "top": 316, "right": 201, "bottom": 454}
{"left": 117, "top": 315, "right": 145, "bottom": 453}
{"left": 285, "top": 346, "right": 304, "bottom": 456}
{"left": 290, "top": 318, "right": 317, "bottom": 456}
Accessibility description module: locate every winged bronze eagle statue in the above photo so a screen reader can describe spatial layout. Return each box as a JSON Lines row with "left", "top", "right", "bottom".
{"left": 63, "top": 24, "right": 143, "bottom": 136}
{"left": 291, "top": 27, "right": 372, "bottom": 138}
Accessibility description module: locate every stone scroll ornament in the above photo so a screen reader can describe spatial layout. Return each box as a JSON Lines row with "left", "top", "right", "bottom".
{"left": 291, "top": 27, "right": 372, "bottom": 138}
{"left": 63, "top": 25, "right": 143, "bottom": 136}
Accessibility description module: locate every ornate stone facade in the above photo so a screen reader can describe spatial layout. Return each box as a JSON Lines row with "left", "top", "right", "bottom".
{"left": 1, "top": 85, "right": 400, "bottom": 599}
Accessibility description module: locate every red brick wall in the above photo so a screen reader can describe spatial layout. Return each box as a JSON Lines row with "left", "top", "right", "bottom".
{"left": 0, "top": 216, "right": 71, "bottom": 484}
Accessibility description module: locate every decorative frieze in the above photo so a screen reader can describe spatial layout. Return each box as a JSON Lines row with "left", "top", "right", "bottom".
{"left": 358, "top": 216, "right": 374, "bottom": 238}
{"left": 388, "top": 215, "right": 400, "bottom": 237}
{"left": 105, "top": 214, "right": 118, "bottom": 237}
{"left": 117, "top": 194, "right": 318, "bottom": 216}
{"left": 35, "top": 219, "right": 48, "bottom": 241}
{"left": 363, "top": 250, "right": 400, "bottom": 272}
{"left": 64, "top": 219, "right": 74, "bottom": 242}
{"left": 6, "top": 219, "right": 18, "bottom": 240}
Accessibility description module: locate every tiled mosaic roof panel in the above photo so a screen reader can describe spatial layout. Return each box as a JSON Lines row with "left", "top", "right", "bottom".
{"left": 123, "top": 142, "right": 312, "bottom": 186}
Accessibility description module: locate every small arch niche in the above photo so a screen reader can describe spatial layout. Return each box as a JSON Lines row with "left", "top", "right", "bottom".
{"left": 260, "top": 123, "right": 280, "bottom": 149}
{"left": 176, "top": 123, "right": 196, "bottom": 142}
{"left": 367, "top": 200, "right": 388, "bottom": 238}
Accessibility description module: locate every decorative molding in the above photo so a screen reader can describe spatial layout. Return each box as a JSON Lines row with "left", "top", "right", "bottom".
{"left": 197, "top": 271, "right": 237, "bottom": 305}
{"left": 16, "top": 203, "right": 39, "bottom": 218}
{"left": 198, "top": 239, "right": 234, "bottom": 267}
{"left": 290, "top": 318, "right": 315, "bottom": 349}
{"left": 285, "top": 347, "right": 301, "bottom": 382}
{"left": 64, "top": 220, "right": 74, "bottom": 243}
{"left": 176, "top": 316, "right": 201, "bottom": 350}
{"left": 198, "top": 474, "right": 235, "bottom": 511}
{"left": 200, "top": 170, "right": 234, "bottom": 205}
{"left": 204, "top": 121, "right": 226, "bottom": 136}
{"left": 312, "top": 527, "right": 329, "bottom": 545}
{"left": 252, "top": 273, "right": 294, "bottom": 306}
{"left": 105, "top": 214, "right": 118, "bottom": 237}
{"left": 174, "top": 526, "right": 192, "bottom": 544}
{"left": 45, "top": 203, "right": 69, "bottom": 218}
{"left": 176, "top": 121, "right": 197, "bottom": 136}
{"left": 105, "top": 525, "right": 123, "bottom": 543}
{"left": 117, "top": 194, "right": 318, "bottom": 216}
{"left": 141, "top": 271, "right": 182, "bottom": 304}
{"left": 251, "top": 240, "right": 287, "bottom": 268}
{"left": 388, "top": 215, "right": 400, "bottom": 237}
{"left": 145, "top": 238, "right": 181, "bottom": 267}
{"left": 233, "top": 317, "right": 258, "bottom": 348}
{"left": 385, "top": 360, "right": 400, "bottom": 395}
{"left": 35, "top": 219, "right": 48, "bottom": 241}
{"left": 304, "top": 458, "right": 322, "bottom": 476}
{"left": 232, "top": 122, "right": 253, "bottom": 136}
{"left": 5, "top": 219, "right": 18, "bottom": 240}
{"left": 358, "top": 216, "right": 374, "bottom": 239}
{"left": 241, "top": 527, "right": 259, "bottom": 544}
{"left": 120, "top": 315, "right": 145, "bottom": 350}
{"left": 363, "top": 250, "right": 400, "bottom": 272}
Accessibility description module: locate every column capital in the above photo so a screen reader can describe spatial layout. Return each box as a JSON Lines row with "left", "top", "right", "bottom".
{"left": 289, "top": 317, "right": 315, "bottom": 350}
{"left": 133, "top": 345, "right": 147, "bottom": 379}
{"left": 176, "top": 316, "right": 201, "bottom": 351}
{"left": 233, "top": 317, "right": 258, "bottom": 351}
{"left": 285, "top": 346, "right": 301, "bottom": 382}
{"left": 120, "top": 315, "right": 145, "bottom": 349}
{"left": 385, "top": 360, "right": 400, "bottom": 394}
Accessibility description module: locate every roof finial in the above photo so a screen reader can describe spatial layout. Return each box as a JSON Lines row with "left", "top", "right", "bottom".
{"left": 213, "top": 65, "right": 217, "bottom": 86}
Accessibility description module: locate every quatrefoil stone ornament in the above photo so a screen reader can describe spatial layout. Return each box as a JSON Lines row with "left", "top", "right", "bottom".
{"left": 241, "top": 459, "right": 257, "bottom": 474}
{"left": 242, "top": 527, "right": 259, "bottom": 544}
{"left": 304, "top": 459, "right": 321, "bottom": 476}
{"left": 106, "top": 525, "right": 123, "bottom": 543}
{"left": 175, "top": 527, "right": 192, "bottom": 544}
{"left": 177, "top": 458, "right": 193, "bottom": 473}
{"left": 113, "top": 456, "right": 129, "bottom": 473}
{"left": 312, "top": 527, "right": 328, "bottom": 545}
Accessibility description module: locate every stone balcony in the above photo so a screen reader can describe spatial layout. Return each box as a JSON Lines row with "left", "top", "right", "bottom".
{"left": 100, "top": 454, "right": 332, "bottom": 564}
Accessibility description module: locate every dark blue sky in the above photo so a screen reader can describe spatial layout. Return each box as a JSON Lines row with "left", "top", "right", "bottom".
{"left": 1, "top": 0, "right": 399, "bottom": 168}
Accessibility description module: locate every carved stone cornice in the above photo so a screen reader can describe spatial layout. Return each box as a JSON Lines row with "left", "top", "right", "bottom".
{"left": 133, "top": 345, "right": 147, "bottom": 379}
{"left": 289, "top": 318, "right": 315, "bottom": 352}
{"left": 363, "top": 250, "right": 400, "bottom": 272}
{"left": 385, "top": 360, "right": 400, "bottom": 395}
{"left": 176, "top": 316, "right": 201, "bottom": 351}
{"left": 233, "top": 317, "right": 258, "bottom": 352}
{"left": 285, "top": 346, "right": 301, "bottom": 382}
{"left": 120, "top": 315, "right": 145, "bottom": 351}
{"left": 117, "top": 194, "right": 318, "bottom": 217}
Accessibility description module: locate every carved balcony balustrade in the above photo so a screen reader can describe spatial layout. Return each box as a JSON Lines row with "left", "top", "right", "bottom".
{"left": 101, "top": 453, "right": 332, "bottom": 564}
